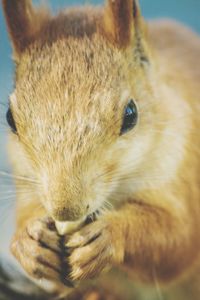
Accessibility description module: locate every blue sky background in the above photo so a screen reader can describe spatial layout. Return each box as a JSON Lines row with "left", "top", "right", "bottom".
{"left": 0, "top": 0, "right": 200, "bottom": 255}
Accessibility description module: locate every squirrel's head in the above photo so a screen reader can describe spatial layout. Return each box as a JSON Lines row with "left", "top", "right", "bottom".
{"left": 3, "top": 0, "right": 168, "bottom": 221}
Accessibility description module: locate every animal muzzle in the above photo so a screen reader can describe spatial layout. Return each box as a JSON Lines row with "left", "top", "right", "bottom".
{"left": 50, "top": 205, "right": 85, "bottom": 222}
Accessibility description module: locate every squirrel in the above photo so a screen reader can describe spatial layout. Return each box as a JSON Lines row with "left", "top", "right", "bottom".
{"left": 2, "top": 0, "right": 200, "bottom": 299}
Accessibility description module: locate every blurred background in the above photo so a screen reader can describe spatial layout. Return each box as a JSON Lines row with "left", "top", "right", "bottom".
{"left": 0, "top": 0, "right": 200, "bottom": 264}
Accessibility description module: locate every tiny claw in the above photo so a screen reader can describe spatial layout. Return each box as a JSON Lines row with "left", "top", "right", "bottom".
{"left": 61, "top": 277, "right": 75, "bottom": 288}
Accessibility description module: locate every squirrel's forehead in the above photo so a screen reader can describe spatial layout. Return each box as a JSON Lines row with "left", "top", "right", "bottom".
{"left": 25, "top": 38, "right": 124, "bottom": 75}
{"left": 11, "top": 83, "right": 131, "bottom": 112}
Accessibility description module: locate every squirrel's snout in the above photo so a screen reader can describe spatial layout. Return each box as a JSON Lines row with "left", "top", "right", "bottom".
{"left": 50, "top": 205, "right": 85, "bottom": 222}
{"left": 42, "top": 176, "right": 87, "bottom": 222}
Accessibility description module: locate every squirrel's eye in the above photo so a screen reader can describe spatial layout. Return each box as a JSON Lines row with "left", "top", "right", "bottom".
{"left": 6, "top": 108, "right": 17, "bottom": 133}
{"left": 120, "top": 99, "right": 138, "bottom": 135}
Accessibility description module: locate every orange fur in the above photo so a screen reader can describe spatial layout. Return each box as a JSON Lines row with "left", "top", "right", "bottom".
{"left": 2, "top": 0, "right": 200, "bottom": 299}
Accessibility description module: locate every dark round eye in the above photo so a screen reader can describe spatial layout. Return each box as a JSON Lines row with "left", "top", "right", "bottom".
{"left": 6, "top": 108, "right": 17, "bottom": 133}
{"left": 120, "top": 99, "right": 138, "bottom": 135}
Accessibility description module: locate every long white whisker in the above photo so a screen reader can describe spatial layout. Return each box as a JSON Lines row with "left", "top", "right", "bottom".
{"left": 0, "top": 171, "right": 40, "bottom": 185}
{"left": 0, "top": 181, "right": 33, "bottom": 187}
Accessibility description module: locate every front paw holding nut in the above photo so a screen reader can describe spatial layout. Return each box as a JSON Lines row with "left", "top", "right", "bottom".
{"left": 11, "top": 217, "right": 72, "bottom": 297}
{"left": 11, "top": 214, "right": 124, "bottom": 296}
{"left": 64, "top": 215, "right": 125, "bottom": 282}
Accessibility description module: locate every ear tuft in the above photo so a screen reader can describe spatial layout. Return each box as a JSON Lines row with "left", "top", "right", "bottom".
{"left": 2, "top": 0, "right": 48, "bottom": 55}
{"left": 102, "top": 0, "right": 142, "bottom": 48}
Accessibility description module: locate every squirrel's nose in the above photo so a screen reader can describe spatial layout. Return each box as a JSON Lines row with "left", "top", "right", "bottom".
{"left": 50, "top": 206, "right": 84, "bottom": 222}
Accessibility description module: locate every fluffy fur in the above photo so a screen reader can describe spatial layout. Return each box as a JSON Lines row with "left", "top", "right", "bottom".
{"left": 2, "top": 0, "right": 200, "bottom": 299}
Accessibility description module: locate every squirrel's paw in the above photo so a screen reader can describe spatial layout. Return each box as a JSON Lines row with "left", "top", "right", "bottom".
{"left": 65, "top": 215, "right": 124, "bottom": 281}
{"left": 11, "top": 217, "right": 72, "bottom": 297}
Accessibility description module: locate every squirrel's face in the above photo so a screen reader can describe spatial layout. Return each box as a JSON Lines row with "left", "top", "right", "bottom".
{"left": 4, "top": 0, "right": 167, "bottom": 221}
{"left": 8, "top": 37, "right": 153, "bottom": 221}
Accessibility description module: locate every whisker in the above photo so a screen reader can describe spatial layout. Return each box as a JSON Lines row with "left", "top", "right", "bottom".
{"left": 94, "top": 130, "right": 187, "bottom": 184}
{"left": 104, "top": 177, "right": 169, "bottom": 190}
{"left": 0, "top": 180, "right": 30, "bottom": 186}
{"left": 0, "top": 186, "right": 38, "bottom": 199}
{"left": 0, "top": 171, "right": 40, "bottom": 185}
{"left": 104, "top": 199, "right": 113, "bottom": 209}
{"left": 99, "top": 205, "right": 110, "bottom": 215}
{"left": 0, "top": 184, "right": 35, "bottom": 190}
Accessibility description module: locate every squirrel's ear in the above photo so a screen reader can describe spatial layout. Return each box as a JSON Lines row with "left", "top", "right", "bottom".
{"left": 2, "top": 0, "right": 48, "bottom": 55}
{"left": 102, "top": 0, "right": 144, "bottom": 48}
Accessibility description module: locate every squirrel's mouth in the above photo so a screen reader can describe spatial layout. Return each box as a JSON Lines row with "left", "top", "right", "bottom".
{"left": 52, "top": 206, "right": 100, "bottom": 222}
{"left": 55, "top": 210, "right": 100, "bottom": 235}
